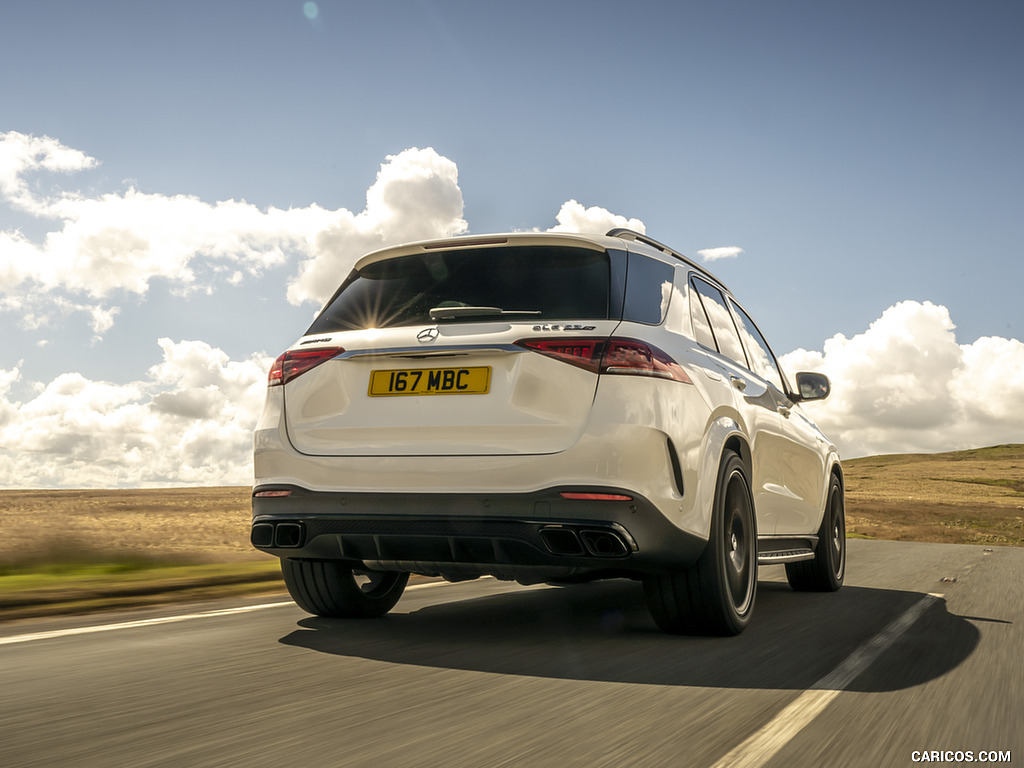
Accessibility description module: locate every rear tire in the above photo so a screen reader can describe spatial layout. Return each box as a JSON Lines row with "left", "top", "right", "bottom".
{"left": 644, "top": 450, "right": 757, "bottom": 635}
{"left": 786, "top": 473, "right": 845, "bottom": 592}
{"left": 281, "top": 559, "right": 409, "bottom": 618}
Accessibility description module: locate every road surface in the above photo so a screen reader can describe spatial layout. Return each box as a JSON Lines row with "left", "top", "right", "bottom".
{"left": 0, "top": 539, "right": 1020, "bottom": 767}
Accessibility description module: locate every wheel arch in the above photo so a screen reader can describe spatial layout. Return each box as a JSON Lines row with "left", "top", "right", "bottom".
{"left": 829, "top": 455, "right": 845, "bottom": 487}
{"left": 723, "top": 432, "right": 753, "bottom": 486}
{"left": 689, "top": 416, "right": 753, "bottom": 541}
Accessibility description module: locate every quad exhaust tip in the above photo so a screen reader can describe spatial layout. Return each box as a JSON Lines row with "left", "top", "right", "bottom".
{"left": 250, "top": 522, "right": 304, "bottom": 548}
{"left": 539, "top": 527, "right": 585, "bottom": 556}
{"left": 540, "top": 526, "right": 629, "bottom": 558}
{"left": 580, "top": 529, "right": 629, "bottom": 557}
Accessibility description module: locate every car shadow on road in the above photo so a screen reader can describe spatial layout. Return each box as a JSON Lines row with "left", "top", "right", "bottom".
{"left": 278, "top": 579, "right": 979, "bottom": 692}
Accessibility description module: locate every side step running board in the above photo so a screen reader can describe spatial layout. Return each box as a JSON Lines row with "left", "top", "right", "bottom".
{"left": 757, "top": 536, "right": 818, "bottom": 565}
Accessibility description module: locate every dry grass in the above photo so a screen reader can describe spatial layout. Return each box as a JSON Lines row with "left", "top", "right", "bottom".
{"left": 1, "top": 444, "right": 1021, "bottom": 574}
{"left": 843, "top": 444, "right": 1024, "bottom": 546}
{"left": 0, "top": 486, "right": 258, "bottom": 568}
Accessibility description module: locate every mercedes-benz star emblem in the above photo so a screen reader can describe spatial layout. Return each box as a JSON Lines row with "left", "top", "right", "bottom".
{"left": 417, "top": 327, "right": 439, "bottom": 343}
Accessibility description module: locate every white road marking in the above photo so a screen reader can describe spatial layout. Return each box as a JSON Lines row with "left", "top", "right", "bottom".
{"left": 710, "top": 593, "right": 943, "bottom": 768}
{"left": 0, "top": 580, "right": 452, "bottom": 646}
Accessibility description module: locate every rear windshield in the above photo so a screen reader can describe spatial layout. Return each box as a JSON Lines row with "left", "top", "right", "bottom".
{"left": 307, "top": 245, "right": 612, "bottom": 333}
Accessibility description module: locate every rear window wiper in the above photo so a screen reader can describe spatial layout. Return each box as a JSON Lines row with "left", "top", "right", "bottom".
{"left": 429, "top": 306, "right": 542, "bottom": 321}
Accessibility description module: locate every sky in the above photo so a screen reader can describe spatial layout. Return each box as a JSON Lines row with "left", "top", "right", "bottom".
{"left": 2, "top": 0, "right": 1023, "bottom": 488}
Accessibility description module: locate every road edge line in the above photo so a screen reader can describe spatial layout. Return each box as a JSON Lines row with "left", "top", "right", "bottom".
{"left": 0, "top": 581, "right": 453, "bottom": 646}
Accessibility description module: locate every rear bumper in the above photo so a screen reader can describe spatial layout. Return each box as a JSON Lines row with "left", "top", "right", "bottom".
{"left": 253, "top": 376, "right": 714, "bottom": 541}
{"left": 251, "top": 485, "right": 707, "bottom": 582}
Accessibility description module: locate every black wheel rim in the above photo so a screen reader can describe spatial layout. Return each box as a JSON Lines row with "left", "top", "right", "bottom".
{"left": 353, "top": 570, "right": 399, "bottom": 599}
{"left": 723, "top": 471, "right": 754, "bottom": 613}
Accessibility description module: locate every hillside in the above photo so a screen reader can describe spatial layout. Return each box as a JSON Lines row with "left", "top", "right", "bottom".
{"left": 1, "top": 445, "right": 1021, "bottom": 570}
{"left": 843, "top": 444, "right": 1024, "bottom": 546}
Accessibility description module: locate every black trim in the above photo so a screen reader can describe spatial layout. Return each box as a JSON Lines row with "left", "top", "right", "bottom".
{"left": 251, "top": 485, "right": 707, "bottom": 578}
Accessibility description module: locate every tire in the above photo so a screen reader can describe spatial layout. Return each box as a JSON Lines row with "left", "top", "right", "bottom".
{"left": 281, "top": 559, "right": 409, "bottom": 618}
{"left": 644, "top": 450, "right": 757, "bottom": 636}
{"left": 786, "top": 473, "right": 845, "bottom": 592}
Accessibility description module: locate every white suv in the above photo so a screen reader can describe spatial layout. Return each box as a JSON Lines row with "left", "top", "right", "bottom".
{"left": 252, "top": 229, "right": 844, "bottom": 635}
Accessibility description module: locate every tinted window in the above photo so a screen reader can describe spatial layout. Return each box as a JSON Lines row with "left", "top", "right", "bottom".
{"left": 623, "top": 254, "right": 674, "bottom": 325}
{"left": 731, "top": 301, "right": 785, "bottom": 391}
{"left": 691, "top": 277, "right": 747, "bottom": 367}
{"left": 688, "top": 280, "right": 717, "bottom": 350}
{"left": 308, "top": 246, "right": 611, "bottom": 332}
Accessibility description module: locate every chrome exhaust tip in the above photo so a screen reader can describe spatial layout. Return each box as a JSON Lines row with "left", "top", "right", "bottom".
{"left": 580, "top": 530, "right": 629, "bottom": 558}
{"left": 274, "top": 522, "right": 304, "bottom": 548}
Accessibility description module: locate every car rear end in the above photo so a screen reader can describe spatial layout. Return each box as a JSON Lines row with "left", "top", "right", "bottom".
{"left": 252, "top": 233, "right": 712, "bottom": 584}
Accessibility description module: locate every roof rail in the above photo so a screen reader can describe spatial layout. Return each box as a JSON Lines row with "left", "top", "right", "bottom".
{"left": 605, "top": 228, "right": 726, "bottom": 289}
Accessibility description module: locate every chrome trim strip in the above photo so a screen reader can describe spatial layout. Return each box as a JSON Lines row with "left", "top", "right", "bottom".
{"left": 336, "top": 344, "right": 523, "bottom": 360}
{"left": 757, "top": 549, "right": 815, "bottom": 564}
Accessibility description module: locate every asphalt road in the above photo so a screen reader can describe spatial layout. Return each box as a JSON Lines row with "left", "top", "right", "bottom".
{"left": 0, "top": 539, "right": 1020, "bottom": 768}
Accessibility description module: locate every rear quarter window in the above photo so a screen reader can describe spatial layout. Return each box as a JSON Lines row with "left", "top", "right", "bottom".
{"left": 623, "top": 254, "right": 674, "bottom": 325}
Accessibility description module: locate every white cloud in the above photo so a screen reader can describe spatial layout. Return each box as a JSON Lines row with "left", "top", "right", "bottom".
{"left": 547, "top": 200, "right": 646, "bottom": 235}
{"left": 0, "top": 133, "right": 468, "bottom": 331}
{"left": 286, "top": 147, "right": 468, "bottom": 306}
{"left": 780, "top": 300, "right": 1024, "bottom": 457}
{"left": 0, "top": 365, "right": 21, "bottom": 430}
{"left": 6, "top": 186, "right": 334, "bottom": 298}
{"left": 0, "top": 340, "right": 271, "bottom": 488}
{"left": 0, "top": 131, "right": 97, "bottom": 212}
{"left": 0, "top": 293, "right": 120, "bottom": 336}
{"left": 697, "top": 246, "right": 744, "bottom": 262}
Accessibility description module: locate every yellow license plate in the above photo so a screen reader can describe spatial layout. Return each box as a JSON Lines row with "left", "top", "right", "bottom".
{"left": 368, "top": 366, "right": 491, "bottom": 397}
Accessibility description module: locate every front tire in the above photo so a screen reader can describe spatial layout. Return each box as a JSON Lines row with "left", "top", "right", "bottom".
{"left": 644, "top": 450, "right": 757, "bottom": 635}
{"left": 786, "top": 473, "right": 845, "bottom": 592}
{"left": 281, "top": 559, "right": 409, "bottom": 618}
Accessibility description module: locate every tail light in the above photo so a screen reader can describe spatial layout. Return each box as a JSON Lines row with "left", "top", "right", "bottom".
{"left": 513, "top": 339, "right": 604, "bottom": 373}
{"left": 268, "top": 347, "right": 344, "bottom": 386}
{"left": 516, "top": 337, "right": 692, "bottom": 383}
{"left": 602, "top": 339, "right": 692, "bottom": 383}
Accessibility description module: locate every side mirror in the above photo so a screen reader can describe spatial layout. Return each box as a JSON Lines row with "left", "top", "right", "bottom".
{"left": 792, "top": 371, "right": 831, "bottom": 402}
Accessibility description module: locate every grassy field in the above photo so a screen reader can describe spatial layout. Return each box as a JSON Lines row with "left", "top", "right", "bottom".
{"left": 1, "top": 445, "right": 1021, "bottom": 619}
{"left": 0, "top": 486, "right": 258, "bottom": 569}
{"left": 842, "top": 443, "right": 1024, "bottom": 546}
{"left": 0, "top": 486, "right": 271, "bottom": 619}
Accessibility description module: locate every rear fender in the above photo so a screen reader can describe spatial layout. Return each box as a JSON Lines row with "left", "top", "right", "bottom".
{"left": 689, "top": 415, "right": 748, "bottom": 540}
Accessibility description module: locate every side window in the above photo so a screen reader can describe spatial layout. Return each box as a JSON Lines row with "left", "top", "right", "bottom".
{"left": 731, "top": 301, "right": 785, "bottom": 391}
{"left": 691, "top": 278, "right": 747, "bottom": 367}
{"left": 688, "top": 279, "right": 717, "bottom": 350}
{"left": 623, "top": 254, "right": 675, "bottom": 325}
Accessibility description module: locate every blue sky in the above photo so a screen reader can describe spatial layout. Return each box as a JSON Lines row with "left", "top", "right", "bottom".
{"left": 2, "top": 0, "right": 1023, "bottom": 486}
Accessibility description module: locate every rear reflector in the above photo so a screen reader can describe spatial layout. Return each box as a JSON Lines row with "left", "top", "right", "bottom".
{"left": 516, "top": 337, "right": 692, "bottom": 383}
{"left": 254, "top": 490, "right": 292, "bottom": 498}
{"left": 268, "top": 347, "right": 343, "bottom": 386}
{"left": 560, "top": 492, "right": 633, "bottom": 501}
